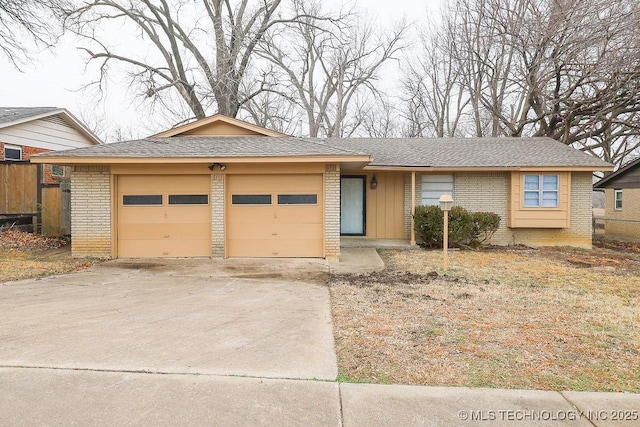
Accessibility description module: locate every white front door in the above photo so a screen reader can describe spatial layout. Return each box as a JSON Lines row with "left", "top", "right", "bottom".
{"left": 340, "top": 176, "right": 365, "bottom": 235}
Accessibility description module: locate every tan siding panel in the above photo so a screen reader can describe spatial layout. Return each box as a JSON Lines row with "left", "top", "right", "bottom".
{"left": 181, "top": 121, "right": 265, "bottom": 136}
{"left": 363, "top": 171, "right": 405, "bottom": 239}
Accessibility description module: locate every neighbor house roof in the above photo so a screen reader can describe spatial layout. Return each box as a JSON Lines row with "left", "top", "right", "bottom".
{"left": 0, "top": 107, "right": 103, "bottom": 145}
{"left": 32, "top": 135, "right": 612, "bottom": 171}
{"left": 324, "top": 137, "right": 612, "bottom": 169}
{"left": 31, "top": 136, "right": 370, "bottom": 164}
{"left": 593, "top": 156, "right": 640, "bottom": 189}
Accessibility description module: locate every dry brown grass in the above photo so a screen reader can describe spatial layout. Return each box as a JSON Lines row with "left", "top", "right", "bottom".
{"left": 330, "top": 246, "right": 640, "bottom": 392}
{"left": 0, "top": 231, "right": 102, "bottom": 282}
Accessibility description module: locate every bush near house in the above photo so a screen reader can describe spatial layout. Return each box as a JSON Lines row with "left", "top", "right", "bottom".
{"left": 414, "top": 205, "right": 500, "bottom": 248}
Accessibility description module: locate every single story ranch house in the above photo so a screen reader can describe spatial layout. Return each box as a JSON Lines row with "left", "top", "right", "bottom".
{"left": 32, "top": 114, "right": 613, "bottom": 259}
{"left": 594, "top": 156, "right": 640, "bottom": 242}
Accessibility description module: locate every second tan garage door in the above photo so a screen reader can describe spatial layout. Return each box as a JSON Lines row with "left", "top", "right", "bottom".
{"left": 117, "top": 175, "right": 211, "bottom": 257}
{"left": 227, "top": 174, "right": 323, "bottom": 257}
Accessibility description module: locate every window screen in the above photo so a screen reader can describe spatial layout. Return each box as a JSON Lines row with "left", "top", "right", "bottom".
{"left": 421, "top": 175, "right": 454, "bottom": 206}
{"left": 278, "top": 194, "right": 318, "bottom": 205}
{"left": 523, "top": 175, "right": 558, "bottom": 208}
{"left": 169, "top": 194, "right": 208, "bottom": 205}
{"left": 231, "top": 194, "right": 272, "bottom": 205}
{"left": 123, "top": 195, "right": 163, "bottom": 205}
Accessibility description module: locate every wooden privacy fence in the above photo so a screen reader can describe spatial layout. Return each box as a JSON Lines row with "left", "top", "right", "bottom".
{"left": 0, "top": 162, "right": 70, "bottom": 236}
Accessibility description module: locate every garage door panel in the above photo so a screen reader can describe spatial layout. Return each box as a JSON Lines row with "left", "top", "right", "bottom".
{"left": 119, "top": 207, "right": 210, "bottom": 224}
{"left": 118, "top": 239, "right": 211, "bottom": 258}
{"left": 117, "top": 174, "right": 211, "bottom": 258}
{"left": 227, "top": 223, "right": 323, "bottom": 240}
{"left": 164, "top": 207, "right": 210, "bottom": 223}
{"left": 227, "top": 207, "right": 323, "bottom": 224}
{"left": 118, "top": 223, "right": 210, "bottom": 240}
{"left": 270, "top": 208, "right": 323, "bottom": 223}
{"left": 226, "top": 174, "right": 324, "bottom": 258}
{"left": 227, "top": 239, "right": 323, "bottom": 257}
{"left": 226, "top": 207, "right": 276, "bottom": 223}
{"left": 118, "top": 207, "right": 170, "bottom": 223}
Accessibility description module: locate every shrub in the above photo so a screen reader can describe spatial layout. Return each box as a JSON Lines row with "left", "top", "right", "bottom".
{"left": 413, "top": 205, "right": 501, "bottom": 248}
{"left": 472, "top": 211, "right": 501, "bottom": 244}
{"left": 413, "top": 205, "right": 443, "bottom": 247}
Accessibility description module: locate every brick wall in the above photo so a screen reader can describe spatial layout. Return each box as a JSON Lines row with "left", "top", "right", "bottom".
{"left": 70, "top": 166, "right": 112, "bottom": 258}
{"left": 211, "top": 173, "right": 225, "bottom": 257}
{"left": 452, "top": 171, "right": 593, "bottom": 248}
{"left": 604, "top": 187, "right": 640, "bottom": 241}
{"left": 453, "top": 172, "right": 511, "bottom": 245}
{"left": 1, "top": 142, "right": 68, "bottom": 184}
{"left": 324, "top": 163, "right": 340, "bottom": 259}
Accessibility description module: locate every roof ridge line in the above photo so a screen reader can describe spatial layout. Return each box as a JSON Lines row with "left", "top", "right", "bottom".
{"left": 298, "top": 136, "right": 368, "bottom": 156}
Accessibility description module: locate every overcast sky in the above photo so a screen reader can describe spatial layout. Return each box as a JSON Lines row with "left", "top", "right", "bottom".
{"left": 0, "top": 0, "right": 437, "bottom": 139}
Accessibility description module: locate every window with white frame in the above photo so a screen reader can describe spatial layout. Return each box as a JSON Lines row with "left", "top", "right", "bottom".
{"left": 421, "top": 175, "right": 454, "bottom": 206}
{"left": 614, "top": 189, "right": 623, "bottom": 210}
{"left": 3, "top": 144, "right": 22, "bottom": 161}
{"left": 523, "top": 174, "right": 559, "bottom": 208}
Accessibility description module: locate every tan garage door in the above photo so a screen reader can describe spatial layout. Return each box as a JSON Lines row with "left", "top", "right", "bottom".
{"left": 117, "top": 175, "right": 211, "bottom": 257}
{"left": 227, "top": 174, "right": 323, "bottom": 257}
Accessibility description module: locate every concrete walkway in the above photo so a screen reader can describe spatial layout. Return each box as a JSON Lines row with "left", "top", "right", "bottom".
{"left": 329, "top": 247, "right": 385, "bottom": 274}
{"left": 0, "top": 368, "right": 637, "bottom": 426}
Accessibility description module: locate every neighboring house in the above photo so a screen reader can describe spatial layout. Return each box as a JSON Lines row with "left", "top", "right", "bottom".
{"left": 0, "top": 107, "right": 102, "bottom": 181}
{"left": 593, "top": 156, "right": 640, "bottom": 242}
{"left": 0, "top": 107, "right": 102, "bottom": 233}
{"left": 32, "top": 114, "right": 612, "bottom": 259}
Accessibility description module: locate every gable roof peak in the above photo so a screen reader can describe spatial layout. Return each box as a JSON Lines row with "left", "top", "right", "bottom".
{"left": 152, "top": 113, "right": 287, "bottom": 138}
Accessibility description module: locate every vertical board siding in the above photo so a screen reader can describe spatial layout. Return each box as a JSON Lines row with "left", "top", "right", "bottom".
{"left": 0, "top": 163, "right": 37, "bottom": 213}
{"left": 365, "top": 171, "right": 405, "bottom": 239}
{"left": 41, "top": 186, "right": 62, "bottom": 236}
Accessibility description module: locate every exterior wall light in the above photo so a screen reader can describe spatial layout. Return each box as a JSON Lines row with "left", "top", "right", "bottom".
{"left": 208, "top": 163, "right": 226, "bottom": 171}
{"left": 370, "top": 175, "right": 378, "bottom": 190}
{"left": 439, "top": 194, "right": 454, "bottom": 271}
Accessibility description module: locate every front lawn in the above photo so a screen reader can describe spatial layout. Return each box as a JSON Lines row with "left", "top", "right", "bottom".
{"left": 329, "top": 244, "right": 640, "bottom": 392}
{"left": 0, "top": 230, "right": 100, "bottom": 282}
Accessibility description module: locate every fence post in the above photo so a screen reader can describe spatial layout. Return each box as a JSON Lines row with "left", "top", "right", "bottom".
{"left": 36, "top": 163, "right": 42, "bottom": 234}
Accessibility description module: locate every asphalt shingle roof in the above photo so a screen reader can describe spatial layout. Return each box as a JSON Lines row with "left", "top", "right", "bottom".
{"left": 0, "top": 107, "right": 60, "bottom": 126}
{"left": 325, "top": 137, "right": 611, "bottom": 168}
{"left": 35, "top": 135, "right": 611, "bottom": 169}
{"left": 36, "top": 136, "right": 367, "bottom": 158}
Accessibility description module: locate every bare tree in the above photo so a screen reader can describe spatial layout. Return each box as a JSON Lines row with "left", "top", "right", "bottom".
{"left": 403, "top": 0, "right": 640, "bottom": 167}
{"left": 63, "top": 0, "right": 333, "bottom": 124}
{"left": 255, "top": 0, "right": 407, "bottom": 137}
{"left": 401, "top": 18, "right": 470, "bottom": 137}
{"left": 0, "top": 0, "right": 67, "bottom": 68}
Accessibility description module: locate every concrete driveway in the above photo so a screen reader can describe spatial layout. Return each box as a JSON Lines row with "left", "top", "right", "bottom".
{"left": 0, "top": 258, "right": 337, "bottom": 380}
